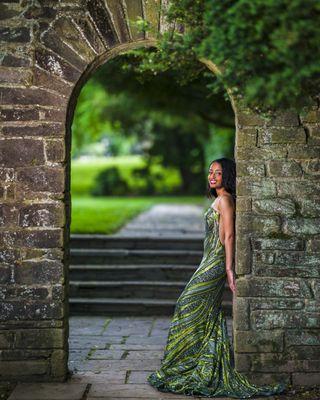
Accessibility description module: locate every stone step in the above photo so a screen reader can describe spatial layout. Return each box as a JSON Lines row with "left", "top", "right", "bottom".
{"left": 69, "top": 280, "right": 232, "bottom": 301}
{"left": 70, "top": 249, "right": 203, "bottom": 265}
{"left": 69, "top": 264, "right": 197, "bottom": 281}
{"left": 69, "top": 297, "right": 233, "bottom": 316}
{"left": 70, "top": 234, "right": 203, "bottom": 250}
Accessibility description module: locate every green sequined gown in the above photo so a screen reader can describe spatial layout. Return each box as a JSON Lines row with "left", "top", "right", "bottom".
{"left": 148, "top": 206, "right": 286, "bottom": 398}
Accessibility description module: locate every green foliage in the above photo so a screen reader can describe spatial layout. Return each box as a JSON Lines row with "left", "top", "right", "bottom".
{"left": 71, "top": 80, "right": 111, "bottom": 157}
{"left": 91, "top": 166, "right": 129, "bottom": 196}
{"left": 91, "top": 55, "right": 234, "bottom": 194}
{"left": 134, "top": 0, "right": 320, "bottom": 112}
{"left": 72, "top": 156, "right": 182, "bottom": 196}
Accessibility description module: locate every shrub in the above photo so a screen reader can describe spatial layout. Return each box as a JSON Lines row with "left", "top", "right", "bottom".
{"left": 91, "top": 167, "right": 129, "bottom": 196}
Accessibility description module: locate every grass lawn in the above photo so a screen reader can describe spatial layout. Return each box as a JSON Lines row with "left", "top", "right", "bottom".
{"left": 71, "top": 155, "right": 181, "bottom": 196}
{"left": 71, "top": 195, "right": 207, "bottom": 234}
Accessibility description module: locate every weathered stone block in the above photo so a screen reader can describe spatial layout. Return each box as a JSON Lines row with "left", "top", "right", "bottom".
{"left": 252, "top": 262, "right": 320, "bottom": 278}
{"left": 251, "top": 238, "right": 304, "bottom": 251}
{"left": 14, "top": 260, "right": 64, "bottom": 285}
{"left": 283, "top": 218, "right": 320, "bottom": 235}
{"left": 0, "top": 332, "right": 14, "bottom": 349}
{"left": 289, "top": 345, "right": 320, "bottom": 360}
{"left": 72, "top": 15, "right": 107, "bottom": 54}
{"left": 0, "top": 229, "right": 63, "bottom": 248}
{"left": 250, "top": 298, "right": 304, "bottom": 310}
{"left": 249, "top": 353, "right": 303, "bottom": 372}
{"left": 2, "top": 122, "right": 64, "bottom": 137}
{"left": 237, "top": 178, "right": 277, "bottom": 198}
{"left": 237, "top": 213, "right": 281, "bottom": 236}
{"left": 53, "top": 17, "right": 96, "bottom": 63}
{"left": 306, "top": 125, "right": 320, "bottom": 145}
{"left": 252, "top": 310, "right": 320, "bottom": 329}
{"left": 0, "top": 204, "right": 19, "bottom": 226}
{"left": 300, "top": 198, "right": 320, "bottom": 217}
{"left": 304, "top": 299, "right": 320, "bottom": 312}
{"left": 236, "top": 161, "right": 265, "bottom": 177}
{"left": 307, "top": 238, "right": 320, "bottom": 252}
{"left": 301, "top": 160, "right": 320, "bottom": 175}
{"left": 0, "top": 27, "right": 31, "bottom": 43}
{"left": 1, "top": 53, "right": 31, "bottom": 67}
{"left": 0, "top": 360, "right": 48, "bottom": 376}
{"left": 277, "top": 180, "right": 320, "bottom": 197}
{"left": 0, "top": 139, "right": 44, "bottom": 167}
{"left": 286, "top": 329, "right": 320, "bottom": 346}
{"left": 300, "top": 109, "right": 320, "bottom": 123}
{"left": 19, "top": 203, "right": 65, "bottom": 227}
{"left": 52, "top": 285, "right": 65, "bottom": 301}
{"left": 33, "top": 66, "right": 74, "bottom": 97}
{"left": 0, "top": 108, "right": 39, "bottom": 121}
{"left": 233, "top": 298, "right": 250, "bottom": 330}
{"left": 274, "top": 251, "right": 320, "bottom": 268}
{"left": 35, "top": 47, "right": 82, "bottom": 83}
{"left": 267, "top": 160, "right": 302, "bottom": 177}
{"left": 16, "top": 167, "right": 65, "bottom": 192}
{"left": 236, "top": 112, "right": 266, "bottom": 127}
{"left": 236, "top": 145, "right": 287, "bottom": 161}
{"left": 86, "top": 0, "right": 119, "bottom": 47}
{"left": 45, "top": 139, "right": 66, "bottom": 163}
{"left": 15, "top": 329, "right": 65, "bottom": 349}
{"left": 236, "top": 128, "right": 257, "bottom": 147}
{"left": 287, "top": 144, "right": 320, "bottom": 159}
{"left": 266, "top": 110, "right": 300, "bottom": 126}
{"left": 234, "top": 353, "right": 251, "bottom": 371}
{"left": 0, "top": 300, "right": 64, "bottom": 320}
{"left": 50, "top": 349, "right": 68, "bottom": 378}
{"left": 0, "top": 168, "right": 14, "bottom": 182}
{"left": 0, "top": 87, "right": 68, "bottom": 108}
{"left": 236, "top": 277, "right": 312, "bottom": 298}
{"left": 292, "top": 373, "right": 320, "bottom": 385}
{"left": 258, "top": 127, "right": 306, "bottom": 144}
{"left": 252, "top": 198, "right": 296, "bottom": 216}
{"left": 243, "top": 372, "right": 291, "bottom": 385}
{"left": 235, "top": 197, "right": 252, "bottom": 212}
{"left": 0, "top": 285, "right": 49, "bottom": 301}
{"left": 234, "top": 330, "right": 283, "bottom": 353}
{"left": 0, "top": 265, "right": 12, "bottom": 284}
{"left": 0, "top": 67, "right": 32, "bottom": 85}
{"left": 235, "top": 230, "right": 251, "bottom": 274}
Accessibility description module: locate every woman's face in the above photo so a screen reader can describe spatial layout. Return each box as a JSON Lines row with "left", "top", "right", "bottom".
{"left": 208, "top": 162, "right": 223, "bottom": 189}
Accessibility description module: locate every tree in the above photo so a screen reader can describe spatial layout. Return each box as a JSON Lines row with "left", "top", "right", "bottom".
{"left": 133, "top": 0, "right": 320, "bottom": 113}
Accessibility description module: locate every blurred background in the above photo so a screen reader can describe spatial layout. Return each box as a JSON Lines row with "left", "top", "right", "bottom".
{"left": 70, "top": 51, "right": 235, "bottom": 234}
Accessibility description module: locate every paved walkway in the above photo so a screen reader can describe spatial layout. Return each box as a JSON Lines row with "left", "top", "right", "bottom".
{"left": 6, "top": 204, "right": 309, "bottom": 399}
{"left": 114, "top": 203, "right": 205, "bottom": 238}
{"left": 8, "top": 316, "right": 234, "bottom": 400}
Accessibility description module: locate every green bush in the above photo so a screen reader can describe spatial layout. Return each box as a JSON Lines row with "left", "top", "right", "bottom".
{"left": 91, "top": 167, "right": 129, "bottom": 196}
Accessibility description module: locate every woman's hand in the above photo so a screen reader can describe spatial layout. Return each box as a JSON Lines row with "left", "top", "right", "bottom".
{"left": 226, "top": 269, "right": 236, "bottom": 293}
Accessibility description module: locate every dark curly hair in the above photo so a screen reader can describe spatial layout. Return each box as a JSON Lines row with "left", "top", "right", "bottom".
{"left": 206, "top": 157, "right": 236, "bottom": 204}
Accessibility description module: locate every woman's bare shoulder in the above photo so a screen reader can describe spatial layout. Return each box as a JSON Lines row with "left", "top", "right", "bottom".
{"left": 218, "top": 193, "right": 235, "bottom": 212}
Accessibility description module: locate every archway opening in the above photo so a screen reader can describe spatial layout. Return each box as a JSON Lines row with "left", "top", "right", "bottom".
{"left": 65, "top": 43, "right": 236, "bottom": 380}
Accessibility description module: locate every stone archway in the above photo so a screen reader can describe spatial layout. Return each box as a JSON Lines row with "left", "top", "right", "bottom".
{"left": 0, "top": 0, "right": 319, "bottom": 386}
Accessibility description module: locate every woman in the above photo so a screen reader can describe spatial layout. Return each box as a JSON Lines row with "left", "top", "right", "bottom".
{"left": 147, "top": 158, "right": 286, "bottom": 398}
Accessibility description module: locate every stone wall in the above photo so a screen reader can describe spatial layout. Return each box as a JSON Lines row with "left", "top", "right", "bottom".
{"left": 0, "top": 0, "right": 319, "bottom": 385}
{"left": 234, "top": 106, "right": 320, "bottom": 386}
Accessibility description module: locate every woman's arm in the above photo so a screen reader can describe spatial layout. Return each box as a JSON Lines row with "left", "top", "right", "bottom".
{"left": 219, "top": 195, "right": 236, "bottom": 292}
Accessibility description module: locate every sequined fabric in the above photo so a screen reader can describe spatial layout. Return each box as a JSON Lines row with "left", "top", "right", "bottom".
{"left": 147, "top": 206, "right": 286, "bottom": 398}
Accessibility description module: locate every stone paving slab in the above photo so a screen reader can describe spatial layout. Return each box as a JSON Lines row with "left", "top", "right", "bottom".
{"left": 87, "top": 383, "right": 202, "bottom": 399}
{"left": 114, "top": 204, "right": 205, "bottom": 238}
{"left": 8, "top": 383, "right": 87, "bottom": 400}
{"left": 9, "top": 316, "right": 235, "bottom": 400}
